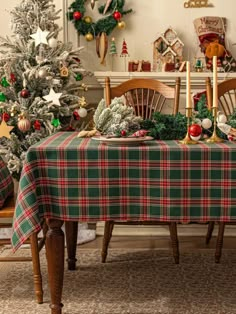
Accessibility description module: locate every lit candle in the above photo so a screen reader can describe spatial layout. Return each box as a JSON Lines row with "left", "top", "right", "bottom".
{"left": 212, "top": 55, "right": 218, "bottom": 113}
{"left": 186, "top": 61, "right": 192, "bottom": 109}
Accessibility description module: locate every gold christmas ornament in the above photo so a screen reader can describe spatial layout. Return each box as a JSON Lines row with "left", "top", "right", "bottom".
{"left": 17, "top": 117, "right": 31, "bottom": 133}
{"left": 38, "top": 68, "right": 48, "bottom": 78}
{"left": 60, "top": 66, "right": 69, "bottom": 77}
{"left": 85, "top": 33, "right": 94, "bottom": 41}
{"left": 117, "top": 21, "right": 126, "bottom": 29}
{"left": 84, "top": 16, "right": 92, "bottom": 24}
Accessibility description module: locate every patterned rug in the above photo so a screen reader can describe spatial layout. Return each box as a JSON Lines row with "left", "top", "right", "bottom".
{"left": 0, "top": 247, "right": 236, "bottom": 314}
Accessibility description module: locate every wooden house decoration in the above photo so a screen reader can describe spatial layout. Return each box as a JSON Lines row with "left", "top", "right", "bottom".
{"left": 153, "top": 27, "right": 185, "bottom": 71}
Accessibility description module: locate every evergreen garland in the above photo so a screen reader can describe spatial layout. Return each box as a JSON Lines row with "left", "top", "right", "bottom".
{"left": 141, "top": 112, "right": 187, "bottom": 140}
{"left": 67, "top": 0, "right": 132, "bottom": 37}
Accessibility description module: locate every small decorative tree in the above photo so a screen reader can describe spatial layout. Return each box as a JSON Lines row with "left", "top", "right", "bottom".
{"left": 0, "top": 0, "right": 92, "bottom": 180}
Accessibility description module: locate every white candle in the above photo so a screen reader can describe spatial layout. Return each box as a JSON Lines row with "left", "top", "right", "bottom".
{"left": 212, "top": 55, "right": 218, "bottom": 112}
{"left": 186, "top": 61, "right": 191, "bottom": 109}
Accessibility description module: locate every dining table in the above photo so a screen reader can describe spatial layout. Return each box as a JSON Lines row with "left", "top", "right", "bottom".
{"left": 11, "top": 131, "right": 236, "bottom": 314}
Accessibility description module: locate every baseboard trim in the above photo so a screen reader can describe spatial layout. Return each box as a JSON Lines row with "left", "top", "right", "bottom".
{"left": 96, "top": 222, "right": 236, "bottom": 237}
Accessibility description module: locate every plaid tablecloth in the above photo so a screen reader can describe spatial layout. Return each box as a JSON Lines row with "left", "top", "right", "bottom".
{"left": 12, "top": 132, "right": 236, "bottom": 250}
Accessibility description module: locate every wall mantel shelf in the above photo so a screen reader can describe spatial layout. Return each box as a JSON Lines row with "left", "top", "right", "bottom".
{"left": 94, "top": 71, "right": 236, "bottom": 91}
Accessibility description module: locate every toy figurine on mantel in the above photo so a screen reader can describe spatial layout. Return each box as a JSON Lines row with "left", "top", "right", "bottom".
{"left": 153, "top": 27, "right": 185, "bottom": 72}
{"left": 67, "top": 0, "right": 133, "bottom": 65}
{"left": 194, "top": 16, "right": 236, "bottom": 72}
{"left": 120, "top": 39, "right": 129, "bottom": 71}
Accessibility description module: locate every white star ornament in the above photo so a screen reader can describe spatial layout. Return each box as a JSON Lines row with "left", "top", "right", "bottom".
{"left": 43, "top": 88, "right": 62, "bottom": 107}
{"left": 30, "top": 27, "right": 49, "bottom": 47}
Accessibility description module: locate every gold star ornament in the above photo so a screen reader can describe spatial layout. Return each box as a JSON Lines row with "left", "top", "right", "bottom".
{"left": 0, "top": 120, "right": 14, "bottom": 139}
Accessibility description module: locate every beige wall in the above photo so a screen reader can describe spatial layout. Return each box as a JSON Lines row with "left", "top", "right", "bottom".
{"left": 1, "top": 0, "right": 236, "bottom": 106}
{"left": 2, "top": 0, "right": 236, "bottom": 71}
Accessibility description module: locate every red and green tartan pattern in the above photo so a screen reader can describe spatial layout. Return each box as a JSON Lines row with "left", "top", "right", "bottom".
{"left": 12, "top": 132, "right": 236, "bottom": 250}
{"left": 0, "top": 156, "right": 14, "bottom": 208}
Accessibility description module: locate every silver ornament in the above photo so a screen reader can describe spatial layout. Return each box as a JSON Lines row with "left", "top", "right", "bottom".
{"left": 48, "top": 37, "right": 58, "bottom": 48}
{"left": 38, "top": 68, "right": 48, "bottom": 78}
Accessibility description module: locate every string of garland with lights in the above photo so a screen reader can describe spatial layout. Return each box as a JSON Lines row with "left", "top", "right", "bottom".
{"left": 67, "top": 0, "right": 133, "bottom": 41}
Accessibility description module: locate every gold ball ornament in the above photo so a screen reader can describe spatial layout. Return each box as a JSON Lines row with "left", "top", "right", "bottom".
{"left": 84, "top": 16, "right": 92, "bottom": 24}
{"left": 17, "top": 117, "right": 31, "bottom": 133}
{"left": 117, "top": 21, "right": 126, "bottom": 29}
{"left": 85, "top": 33, "right": 94, "bottom": 41}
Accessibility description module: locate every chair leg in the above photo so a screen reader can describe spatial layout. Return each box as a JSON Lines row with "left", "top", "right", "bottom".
{"left": 30, "top": 233, "right": 43, "bottom": 304}
{"left": 168, "top": 222, "right": 179, "bottom": 264}
{"left": 206, "top": 221, "right": 215, "bottom": 244}
{"left": 101, "top": 221, "right": 114, "bottom": 263}
{"left": 215, "top": 222, "right": 225, "bottom": 263}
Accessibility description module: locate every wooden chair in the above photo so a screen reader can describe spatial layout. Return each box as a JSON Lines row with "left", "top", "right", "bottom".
{"left": 102, "top": 77, "right": 181, "bottom": 264}
{"left": 0, "top": 195, "right": 47, "bottom": 303}
{"left": 206, "top": 77, "right": 236, "bottom": 262}
{"left": 206, "top": 77, "right": 236, "bottom": 116}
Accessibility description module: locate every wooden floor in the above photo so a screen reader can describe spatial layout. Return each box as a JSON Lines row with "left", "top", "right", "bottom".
{"left": 79, "top": 235, "right": 236, "bottom": 251}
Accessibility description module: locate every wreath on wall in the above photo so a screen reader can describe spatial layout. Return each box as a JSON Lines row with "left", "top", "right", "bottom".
{"left": 67, "top": 0, "right": 133, "bottom": 64}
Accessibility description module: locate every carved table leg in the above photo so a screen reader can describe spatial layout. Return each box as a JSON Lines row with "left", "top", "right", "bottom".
{"left": 46, "top": 219, "right": 64, "bottom": 314}
{"left": 206, "top": 221, "right": 215, "bottom": 244}
{"left": 30, "top": 232, "right": 43, "bottom": 304}
{"left": 65, "top": 221, "right": 78, "bottom": 270}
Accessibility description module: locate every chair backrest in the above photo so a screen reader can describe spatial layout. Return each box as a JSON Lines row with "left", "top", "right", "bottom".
{"left": 206, "top": 77, "right": 236, "bottom": 116}
{"left": 105, "top": 77, "right": 181, "bottom": 119}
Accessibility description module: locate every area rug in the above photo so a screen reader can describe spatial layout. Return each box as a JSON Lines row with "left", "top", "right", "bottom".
{"left": 0, "top": 247, "right": 236, "bottom": 314}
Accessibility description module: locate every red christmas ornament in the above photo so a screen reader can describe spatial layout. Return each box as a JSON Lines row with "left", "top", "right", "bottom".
{"left": 2, "top": 113, "right": 10, "bottom": 122}
{"left": 73, "top": 11, "right": 82, "bottom": 20}
{"left": 73, "top": 110, "right": 80, "bottom": 120}
{"left": 34, "top": 120, "right": 41, "bottom": 130}
{"left": 113, "top": 11, "right": 122, "bottom": 21}
{"left": 120, "top": 130, "right": 126, "bottom": 137}
{"left": 10, "top": 73, "right": 16, "bottom": 84}
{"left": 188, "top": 124, "right": 202, "bottom": 137}
{"left": 20, "top": 88, "right": 30, "bottom": 98}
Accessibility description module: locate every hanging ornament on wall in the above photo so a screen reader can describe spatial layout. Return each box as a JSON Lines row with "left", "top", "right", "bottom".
{"left": 17, "top": 116, "right": 31, "bottom": 133}
{"left": 91, "top": 0, "right": 95, "bottom": 9}
{"left": 73, "top": 11, "right": 82, "bottom": 20}
{"left": 103, "top": 0, "right": 112, "bottom": 14}
{"left": 113, "top": 10, "right": 122, "bottom": 21}
{"left": 117, "top": 21, "right": 126, "bottom": 29}
{"left": 84, "top": 16, "right": 92, "bottom": 24}
{"left": 96, "top": 32, "right": 108, "bottom": 64}
{"left": 85, "top": 33, "right": 94, "bottom": 41}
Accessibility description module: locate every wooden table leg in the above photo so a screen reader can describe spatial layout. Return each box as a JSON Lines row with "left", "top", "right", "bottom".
{"left": 65, "top": 221, "right": 78, "bottom": 270}
{"left": 30, "top": 233, "right": 43, "bottom": 304}
{"left": 46, "top": 219, "right": 64, "bottom": 314}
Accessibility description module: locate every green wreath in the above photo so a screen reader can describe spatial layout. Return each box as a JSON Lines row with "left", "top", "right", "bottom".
{"left": 67, "top": 0, "right": 132, "bottom": 40}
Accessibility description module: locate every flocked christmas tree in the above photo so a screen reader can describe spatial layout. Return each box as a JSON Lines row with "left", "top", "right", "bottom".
{"left": 0, "top": 0, "right": 92, "bottom": 180}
